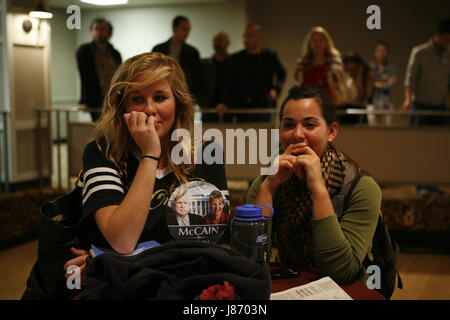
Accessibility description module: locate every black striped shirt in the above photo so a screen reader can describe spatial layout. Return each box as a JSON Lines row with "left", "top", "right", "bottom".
{"left": 80, "top": 140, "right": 228, "bottom": 249}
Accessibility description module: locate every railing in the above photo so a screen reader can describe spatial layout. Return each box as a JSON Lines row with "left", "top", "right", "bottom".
{"left": 201, "top": 108, "right": 280, "bottom": 115}
{"left": 33, "top": 106, "right": 450, "bottom": 191}
{"left": 199, "top": 108, "right": 280, "bottom": 126}
{"left": 36, "top": 105, "right": 91, "bottom": 190}
{"left": 343, "top": 109, "right": 450, "bottom": 116}
{"left": 200, "top": 107, "right": 450, "bottom": 126}
{"left": 0, "top": 110, "right": 10, "bottom": 194}
{"left": 338, "top": 108, "right": 450, "bottom": 126}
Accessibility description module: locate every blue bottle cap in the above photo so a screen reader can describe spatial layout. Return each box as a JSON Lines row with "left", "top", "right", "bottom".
{"left": 235, "top": 205, "right": 264, "bottom": 221}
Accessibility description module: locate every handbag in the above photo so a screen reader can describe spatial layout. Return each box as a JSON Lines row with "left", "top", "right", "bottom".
{"left": 328, "top": 68, "right": 358, "bottom": 106}
{"left": 21, "top": 183, "right": 89, "bottom": 300}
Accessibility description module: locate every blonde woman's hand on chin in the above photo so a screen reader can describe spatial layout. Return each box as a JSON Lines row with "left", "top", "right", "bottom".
{"left": 124, "top": 111, "right": 161, "bottom": 158}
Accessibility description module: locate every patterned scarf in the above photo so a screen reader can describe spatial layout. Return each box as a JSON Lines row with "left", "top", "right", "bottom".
{"left": 273, "top": 145, "right": 346, "bottom": 269}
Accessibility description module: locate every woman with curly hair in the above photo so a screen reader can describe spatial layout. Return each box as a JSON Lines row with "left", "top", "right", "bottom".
{"left": 65, "top": 52, "right": 227, "bottom": 263}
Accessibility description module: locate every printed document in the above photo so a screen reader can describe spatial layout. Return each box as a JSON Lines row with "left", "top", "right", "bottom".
{"left": 270, "top": 276, "right": 353, "bottom": 300}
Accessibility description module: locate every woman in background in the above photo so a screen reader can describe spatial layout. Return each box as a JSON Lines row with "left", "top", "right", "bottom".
{"left": 343, "top": 52, "right": 374, "bottom": 108}
{"left": 294, "top": 26, "right": 348, "bottom": 106}
{"left": 339, "top": 52, "right": 374, "bottom": 124}
{"left": 369, "top": 41, "right": 397, "bottom": 125}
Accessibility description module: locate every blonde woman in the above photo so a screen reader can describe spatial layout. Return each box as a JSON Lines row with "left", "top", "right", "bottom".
{"left": 64, "top": 53, "right": 227, "bottom": 275}
{"left": 294, "top": 26, "right": 352, "bottom": 106}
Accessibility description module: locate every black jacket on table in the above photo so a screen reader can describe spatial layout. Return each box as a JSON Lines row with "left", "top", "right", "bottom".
{"left": 82, "top": 240, "right": 271, "bottom": 300}
{"left": 76, "top": 41, "right": 122, "bottom": 110}
{"left": 152, "top": 38, "right": 203, "bottom": 102}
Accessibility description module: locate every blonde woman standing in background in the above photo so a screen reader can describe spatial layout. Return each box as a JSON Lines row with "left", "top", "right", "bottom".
{"left": 295, "top": 26, "right": 354, "bottom": 106}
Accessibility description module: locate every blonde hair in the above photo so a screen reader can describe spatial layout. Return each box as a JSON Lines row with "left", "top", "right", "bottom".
{"left": 298, "top": 26, "right": 342, "bottom": 66}
{"left": 95, "top": 52, "right": 195, "bottom": 185}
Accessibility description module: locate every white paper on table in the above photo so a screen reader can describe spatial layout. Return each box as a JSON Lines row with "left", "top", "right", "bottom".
{"left": 270, "top": 276, "right": 353, "bottom": 300}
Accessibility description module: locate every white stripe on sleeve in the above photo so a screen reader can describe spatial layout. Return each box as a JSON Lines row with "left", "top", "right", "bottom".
{"left": 82, "top": 184, "right": 124, "bottom": 205}
{"left": 82, "top": 175, "right": 123, "bottom": 197}
{"left": 83, "top": 167, "right": 120, "bottom": 181}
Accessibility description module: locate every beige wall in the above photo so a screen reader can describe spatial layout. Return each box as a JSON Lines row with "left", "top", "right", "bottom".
{"left": 336, "top": 126, "right": 450, "bottom": 185}
{"left": 246, "top": 0, "right": 450, "bottom": 109}
{"left": 6, "top": 11, "right": 51, "bottom": 182}
{"left": 50, "top": 8, "right": 77, "bottom": 105}
{"left": 73, "top": 1, "right": 247, "bottom": 62}
{"left": 68, "top": 122, "right": 450, "bottom": 185}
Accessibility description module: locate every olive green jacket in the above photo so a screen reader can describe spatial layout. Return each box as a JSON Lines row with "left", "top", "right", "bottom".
{"left": 247, "top": 175, "right": 381, "bottom": 284}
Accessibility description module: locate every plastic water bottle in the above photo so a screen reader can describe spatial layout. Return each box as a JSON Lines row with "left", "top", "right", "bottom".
{"left": 230, "top": 204, "right": 270, "bottom": 263}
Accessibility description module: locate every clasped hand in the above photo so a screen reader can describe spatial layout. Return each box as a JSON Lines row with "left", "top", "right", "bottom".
{"left": 266, "top": 143, "right": 325, "bottom": 194}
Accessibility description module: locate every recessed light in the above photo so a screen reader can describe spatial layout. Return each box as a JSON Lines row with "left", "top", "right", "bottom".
{"left": 80, "top": 0, "right": 128, "bottom": 5}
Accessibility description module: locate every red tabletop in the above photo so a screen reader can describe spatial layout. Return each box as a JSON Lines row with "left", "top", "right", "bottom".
{"left": 271, "top": 266, "right": 386, "bottom": 300}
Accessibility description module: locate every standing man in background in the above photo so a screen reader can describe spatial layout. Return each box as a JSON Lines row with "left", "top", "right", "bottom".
{"left": 200, "top": 32, "right": 231, "bottom": 122}
{"left": 152, "top": 16, "right": 203, "bottom": 103}
{"left": 76, "top": 18, "right": 122, "bottom": 122}
{"left": 402, "top": 18, "right": 450, "bottom": 126}
{"left": 218, "top": 24, "right": 286, "bottom": 123}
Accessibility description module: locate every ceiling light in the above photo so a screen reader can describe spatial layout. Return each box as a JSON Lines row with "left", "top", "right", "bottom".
{"left": 80, "top": 0, "right": 128, "bottom": 5}
{"left": 29, "top": 1, "right": 53, "bottom": 19}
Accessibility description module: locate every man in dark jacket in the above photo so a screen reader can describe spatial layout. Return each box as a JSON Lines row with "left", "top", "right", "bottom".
{"left": 218, "top": 24, "right": 286, "bottom": 123}
{"left": 76, "top": 18, "right": 122, "bottom": 122}
{"left": 151, "top": 16, "right": 203, "bottom": 103}
{"left": 200, "top": 32, "right": 231, "bottom": 122}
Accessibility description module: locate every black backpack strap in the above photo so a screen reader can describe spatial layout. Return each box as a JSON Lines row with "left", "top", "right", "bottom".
{"left": 332, "top": 163, "right": 403, "bottom": 298}
{"left": 332, "top": 162, "right": 361, "bottom": 220}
